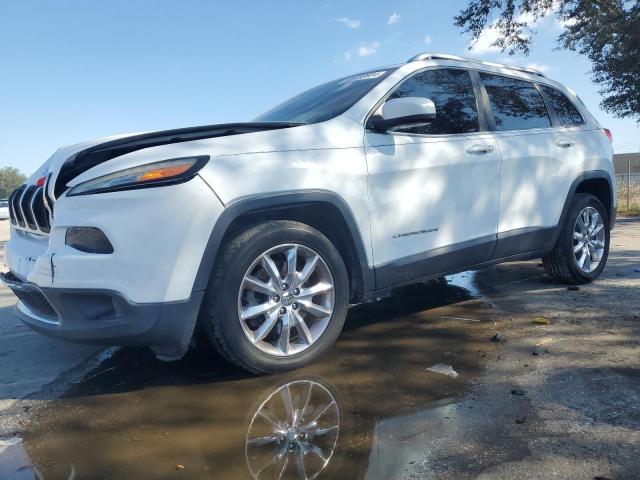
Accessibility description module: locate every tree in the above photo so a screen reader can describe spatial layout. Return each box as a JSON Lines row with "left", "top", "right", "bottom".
{"left": 0, "top": 167, "right": 26, "bottom": 199}
{"left": 454, "top": 0, "right": 640, "bottom": 120}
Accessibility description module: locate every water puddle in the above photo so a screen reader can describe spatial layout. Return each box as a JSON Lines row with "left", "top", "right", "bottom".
{"left": 15, "top": 274, "right": 500, "bottom": 479}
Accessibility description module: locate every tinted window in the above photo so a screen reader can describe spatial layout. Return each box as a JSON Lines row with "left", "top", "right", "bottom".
{"left": 540, "top": 85, "right": 584, "bottom": 126}
{"left": 256, "top": 69, "right": 395, "bottom": 124}
{"left": 480, "top": 73, "right": 551, "bottom": 131}
{"left": 387, "top": 68, "right": 479, "bottom": 135}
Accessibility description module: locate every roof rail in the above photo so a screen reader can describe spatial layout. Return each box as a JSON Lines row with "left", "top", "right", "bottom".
{"left": 407, "top": 52, "right": 546, "bottom": 77}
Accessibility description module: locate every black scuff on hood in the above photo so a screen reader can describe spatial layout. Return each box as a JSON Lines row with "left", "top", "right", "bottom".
{"left": 54, "top": 122, "right": 304, "bottom": 197}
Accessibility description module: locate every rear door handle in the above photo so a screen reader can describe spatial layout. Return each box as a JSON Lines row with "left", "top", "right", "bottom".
{"left": 466, "top": 144, "right": 494, "bottom": 155}
{"left": 556, "top": 140, "right": 574, "bottom": 148}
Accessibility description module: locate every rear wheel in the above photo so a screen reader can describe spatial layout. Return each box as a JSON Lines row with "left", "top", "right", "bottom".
{"left": 202, "top": 221, "right": 349, "bottom": 373}
{"left": 542, "top": 193, "right": 610, "bottom": 284}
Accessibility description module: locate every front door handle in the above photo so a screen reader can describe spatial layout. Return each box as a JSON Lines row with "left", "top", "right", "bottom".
{"left": 466, "top": 144, "right": 494, "bottom": 155}
{"left": 556, "top": 140, "right": 574, "bottom": 148}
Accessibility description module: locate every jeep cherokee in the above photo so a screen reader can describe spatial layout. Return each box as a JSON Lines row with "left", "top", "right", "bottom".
{"left": 2, "top": 52, "right": 616, "bottom": 373}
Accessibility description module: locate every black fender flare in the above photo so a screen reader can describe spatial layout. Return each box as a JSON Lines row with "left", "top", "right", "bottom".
{"left": 191, "top": 189, "right": 376, "bottom": 297}
{"left": 552, "top": 170, "right": 615, "bottom": 245}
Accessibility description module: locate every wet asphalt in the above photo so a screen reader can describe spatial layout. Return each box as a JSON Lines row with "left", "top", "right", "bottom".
{"left": 3, "top": 220, "right": 640, "bottom": 480}
{"left": 10, "top": 275, "right": 504, "bottom": 480}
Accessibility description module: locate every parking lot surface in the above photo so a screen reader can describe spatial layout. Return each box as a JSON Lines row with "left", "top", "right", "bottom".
{"left": 0, "top": 219, "right": 638, "bottom": 479}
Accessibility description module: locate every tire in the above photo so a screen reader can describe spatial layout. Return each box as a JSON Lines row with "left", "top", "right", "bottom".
{"left": 201, "top": 220, "right": 349, "bottom": 374}
{"left": 542, "top": 193, "right": 610, "bottom": 284}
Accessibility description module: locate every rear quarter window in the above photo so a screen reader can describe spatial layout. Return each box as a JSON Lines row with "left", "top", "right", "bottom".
{"left": 540, "top": 85, "right": 585, "bottom": 126}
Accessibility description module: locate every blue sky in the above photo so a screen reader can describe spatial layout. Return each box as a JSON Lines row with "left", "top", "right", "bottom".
{"left": 1, "top": 0, "right": 638, "bottom": 175}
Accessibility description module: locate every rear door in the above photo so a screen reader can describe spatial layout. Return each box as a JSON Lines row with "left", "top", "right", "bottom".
{"left": 364, "top": 68, "right": 501, "bottom": 288}
{"left": 477, "top": 72, "right": 574, "bottom": 257}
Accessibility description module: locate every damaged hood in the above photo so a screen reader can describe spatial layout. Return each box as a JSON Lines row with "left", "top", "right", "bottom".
{"left": 43, "top": 122, "right": 303, "bottom": 198}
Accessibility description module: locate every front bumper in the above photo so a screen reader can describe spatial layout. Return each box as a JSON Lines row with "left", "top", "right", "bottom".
{"left": 0, "top": 271, "right": 203, "bottom": 359}
{"left": 5, "top": 176, "right": 224, "bottom": 304}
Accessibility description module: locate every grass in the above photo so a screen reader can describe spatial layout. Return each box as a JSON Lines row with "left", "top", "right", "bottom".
{"left": 617, "top": 182, "right": 640, "bottom": 217}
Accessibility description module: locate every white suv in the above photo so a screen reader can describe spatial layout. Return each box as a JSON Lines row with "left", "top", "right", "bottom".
{"left": 2, "top": 52, "right": 616, "bottom": 373}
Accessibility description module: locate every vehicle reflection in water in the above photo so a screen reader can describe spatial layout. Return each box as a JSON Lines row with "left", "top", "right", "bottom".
{"left": 19, "top": 274, "right": 498, "bottom": 479}
{"left": 246, "top": 380, "right": 340, "bottom": 479}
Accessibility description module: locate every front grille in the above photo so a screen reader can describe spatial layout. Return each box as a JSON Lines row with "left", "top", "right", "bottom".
{"left": 8, "top": 183, "right": 51, "bottom": 234}
{"left": 9, "top": 185, "right": 26, "bottom": 227}
{"left": 32, "top": 188, "right": 50, "bottom": 232}
{"left": 13, "top": 288, "right": 57, "bottom": 318}
{"left": 21, "top": 186, "right": 38, "bottom": 229}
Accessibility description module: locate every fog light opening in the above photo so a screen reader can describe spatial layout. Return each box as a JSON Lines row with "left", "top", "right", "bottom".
{"left": 65, "top": 227, "right": 114, "bottom": 254}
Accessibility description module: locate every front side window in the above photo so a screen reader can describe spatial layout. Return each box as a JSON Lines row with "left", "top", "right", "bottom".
{"left": 255, "top": 68, "right": 396, "bottom": 124}
{"left": 480, "top": 73, "right": 551, "bottom": 131}
{"left": 540, "top": 85, "right": 585, "bottom": 126}
{"left": 387, "top": 68, "right": 479, "bottom": 135}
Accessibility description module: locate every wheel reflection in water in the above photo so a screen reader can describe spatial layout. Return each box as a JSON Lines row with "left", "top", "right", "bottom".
{"left": 245, "top": 380, "right": 340, "bottom": 480}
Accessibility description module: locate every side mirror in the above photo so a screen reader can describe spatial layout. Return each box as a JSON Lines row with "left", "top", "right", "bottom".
{"left": 368, "top": 97, "right": 436, "bottom": 132}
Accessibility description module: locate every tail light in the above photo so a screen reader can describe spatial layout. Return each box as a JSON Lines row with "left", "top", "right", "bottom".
{"left": 604, "top": 128, "right": 613, "bottom": 143}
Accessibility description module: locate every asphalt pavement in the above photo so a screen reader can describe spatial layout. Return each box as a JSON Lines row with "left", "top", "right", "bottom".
{"left": 0, "top": 219, "right": 638, "bottom": 479}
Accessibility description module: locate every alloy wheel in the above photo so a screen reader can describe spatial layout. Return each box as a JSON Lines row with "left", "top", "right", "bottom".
{"left": 238, "top": 244, "right": 335, "bottom": 356}
{"left": 572, "top": 206, "right": 605, "bottom": 273}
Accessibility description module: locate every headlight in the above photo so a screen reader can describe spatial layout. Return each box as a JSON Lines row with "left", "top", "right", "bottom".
{"left": 67, "top": 156, "right": 209, "bottom": 196}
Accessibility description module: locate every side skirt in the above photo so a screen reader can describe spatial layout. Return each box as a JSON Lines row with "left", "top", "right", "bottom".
{"left": 494, "top": 226, "right": 557, "bottom": 258}
{"left": 374, "top": 235, "right": 497, "bottom": 291}
{"left": 361, "top": 247, "right": 553, "bottom": 302}
{"left": 362, "top": 226, "right": 558, "bottom": 302}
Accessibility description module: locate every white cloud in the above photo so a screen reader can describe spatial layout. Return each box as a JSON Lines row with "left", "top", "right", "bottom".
{"left": 468, "top": 12, "right": 541, "bottom": 55}
{"left": 335, "top": 17, "right": 361, "bottom": 29}
{"left": 358, "top": 41, "right": 380, "bottom": 56}
{"left": 555, "top": 16, "right": 578, "bottom": 28}
{"left": 344, "top": 41, "right": 380, "bottom": 60}
{"left": 468, "top": 23, "right": 502, "bottom": 54}
{"left": 517, "top": 11, "right": 538, "bottom": 27}
{"left": 525, "top": 62, "right": 550, "bottom": 73}
{"left": 424, "top": 34, "right": 432, "bottom": 45}
{"left": 387, "top": 13, "right": 401, "bottom": 25}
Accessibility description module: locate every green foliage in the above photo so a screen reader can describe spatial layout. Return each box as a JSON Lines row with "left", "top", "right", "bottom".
{"left": 455, "top": 0, "right": 640, "bottom": 120}
{"left": 0, "top": 167, "right": 26, "bottom": 199}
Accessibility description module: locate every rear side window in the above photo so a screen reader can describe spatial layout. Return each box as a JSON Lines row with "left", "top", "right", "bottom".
{"left": 388, "top": 68, "right": 479, "bottom": 135}
{"left": 480, "top": 73, "right": 551, "bottom": 131}
{"left": 540, "top": 85, "right": 585, "bottom": 126}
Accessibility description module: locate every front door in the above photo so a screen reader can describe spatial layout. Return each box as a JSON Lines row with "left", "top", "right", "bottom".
{"left": 364, "top": 68, "right": 501, "bottom": 289}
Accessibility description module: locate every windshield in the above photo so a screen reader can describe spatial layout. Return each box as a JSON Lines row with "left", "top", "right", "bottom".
{"left": 255, "top": 68, "right": 396, "bottom": 124}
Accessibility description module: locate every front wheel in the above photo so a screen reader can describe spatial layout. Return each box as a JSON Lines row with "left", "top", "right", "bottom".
{"left": 202, "top": 220, "right": 349, "bottom": 373}
{"left": 543, "top": 193, "right": 610, "bottom": 284}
